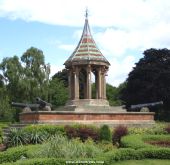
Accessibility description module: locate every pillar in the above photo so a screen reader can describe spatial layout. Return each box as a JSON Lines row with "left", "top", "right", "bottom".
{"left": 72, "top": 66, "right": 79, "bottom": 100}
{"left": 68, "top": 70, "right": 72, "bottom": 99}
{"left": 95, "top": 70, "right": 99, "bottom": 99}
{"left": 101, "top": 67, "right": 107, "bottom": 99}
{"left": 97, "top": 67, "right": 102, "bottom": 99}
{"left": 86, "top": 65, "right": 91, "bottom": 99}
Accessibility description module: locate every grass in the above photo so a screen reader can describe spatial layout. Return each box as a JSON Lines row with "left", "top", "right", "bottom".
{"left": 112, "top": 159, "right": 170, "bottom": 165}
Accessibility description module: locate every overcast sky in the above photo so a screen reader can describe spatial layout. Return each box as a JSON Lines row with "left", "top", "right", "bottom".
{"left": 0, "top": 0, "right": 170, "bottom": 86}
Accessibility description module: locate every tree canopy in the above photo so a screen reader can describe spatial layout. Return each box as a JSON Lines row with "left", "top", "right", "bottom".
{"left": 0, "top": 47, "right": 68, "bottom": 121}
{"left": 121, "top": 48, "right": 170, "bottom": 112}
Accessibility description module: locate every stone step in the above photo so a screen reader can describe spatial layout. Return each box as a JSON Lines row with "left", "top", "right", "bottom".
{"left": 2, "top": 124, "right": 28, "bottom": 140}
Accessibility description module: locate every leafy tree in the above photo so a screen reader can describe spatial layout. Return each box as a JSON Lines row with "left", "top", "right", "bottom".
{"left": 0, "top": 56, "right": 23, "bottom": 101}
{"left": 106, "top": 83, "right": 123, "bottom": 106}
{"left": 21, "top": 47, "right": 50, "bottom": 102}
{"left": 121, "top": 48, "right": 170, "bottom": 120}
{"left": 92, "top": 83, "right": 123, "bottom": 106}
{"left": 49, "top": 78, "right": 68, "bottom": 107}
{"left": 0, "top": 87, "right": 15, "bottom": 122}
{"left": 52, "top": 69, "right": 68, "bottom": 87}
{"left": 0, "top": 47, "right": 50, "bottom": 121}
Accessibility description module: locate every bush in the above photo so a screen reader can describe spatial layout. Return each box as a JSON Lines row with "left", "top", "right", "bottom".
{"left": 65, "top": 125, "right": 99, "bottom": 142}
{"left": 32, "top": 134, "right": 102, "bottom": 159}
{"left": 0, "top": 146, "right": 27, "bottom": 164}
{"left": 97, "top": 141, "right": 116, "bottom": 152}
{"left": 99, "top": 125, "right": 112, "bottom": 142}
{"left": 23, "top": 125, "right": 65, "bottom": 136}
{"left": 7, "top": 128, "right": 28, "bottom": 147}
{"left": 6, "top": 125, "right": 66, "bottom": 146}
{"left": 129, "top": 122, "right": 168, "bottom": 135}
{"left": 121, "top": 134, "right": 170, "bottom": 149}
{"left": 27, "top": 131, "right": 48, "bottom": 144}
{"left": 121, "top": 135, "right": 153, "bottom": 149}
{"left": 139, "top": 148, "right": 170, "bottom": 159}
{"left": 113, "top": 125, "right": 128, "bottom": 144}
{"left": 2, "top": 158, "right": 66, "bottom": 165}
{"left": 2, "top": 158, "right": 104, "bottom": 165}
{"left": 100, "top": 147, "right": 170, "bottom": 164}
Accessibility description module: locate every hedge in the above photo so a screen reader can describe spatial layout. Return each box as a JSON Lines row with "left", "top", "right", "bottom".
{"left": 1, "top": 158, "right": 66, "bottom": 165}
{"left": 1, "top": 146, "right": 170, "bottom": 164}
{"left": 1, "top": 158, "right": 105, "bottom": 165}
{"left": 0, "top": 147, "right": 27, "bottom": 164}
{"left": 23, "top": 125, "right": 65, "bottom": 136}
{"left": 121, "top": 134, "right": 170, "bottom": 149}
{"left": 99, "top": 148, "right": 170, "bottom": 164}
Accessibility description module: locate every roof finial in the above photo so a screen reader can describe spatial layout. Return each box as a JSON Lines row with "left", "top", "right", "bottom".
{"left": 85, "top": 8, "right": 88, "bottom": 19}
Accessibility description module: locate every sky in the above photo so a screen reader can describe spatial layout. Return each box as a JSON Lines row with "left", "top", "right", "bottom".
{"left": 0, "top": 0, "right": 170, "bottom": 87}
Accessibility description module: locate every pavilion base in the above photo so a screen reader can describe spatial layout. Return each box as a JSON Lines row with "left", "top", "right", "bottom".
{"left": 19, "top": 111, "right": 155, "bottom": 127}
{"left": 62, "top": 99, "right": 126, "bottom": 112}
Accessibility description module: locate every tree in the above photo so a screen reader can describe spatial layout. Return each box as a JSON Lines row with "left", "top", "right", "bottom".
{"left": 52, "top": 69, "right": 68, "bottom": 87}
{"left": 0, "top": 56, "right": 23, "bottom": 101}
{"left": 92, "top": 83, "right": 123, "bottom": 106}
{"left": 0, "top": 47, "right": 51, "bottom": 121}
{"left": 49, "top": 78, "right": 68, "bottom": 107}
{"left": 0, "top": 87, "right": 15, "bottom": 122}
{"left": 121, "top": 48, "right": 170, "bottom": 119}
{"left": 21, "top": 47, "right": 50, "bottom": 102}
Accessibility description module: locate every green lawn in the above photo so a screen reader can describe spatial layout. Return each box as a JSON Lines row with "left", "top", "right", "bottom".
{"left": 113, "top": 159, "right": 170, "bottom": 165}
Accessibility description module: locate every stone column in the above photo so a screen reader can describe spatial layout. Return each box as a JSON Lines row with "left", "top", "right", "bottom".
{"left": 75, "top": 67, "right": 80, "bottom": 99}
{"left": 95, "top": 70, "right": 99, "bottom": 99}
{"left": 103, "top": 72, "right": 106, "bottom": 99}
{"left": 83, "top": 74, "right": 87, "bottom": 99}
{"left": 86, "top": 65, "right": 91, "bottom": 99}
{"left": 73, "top": 67, "right": 79, "bottom": 100}
{"left": 68, "top": 70, "right": 72, "bottom": 99}
{"left": 97, "top": 67, "right": 102, "bottom": 99}
{"left": 101, "top": 67, "right": 107, "bottom": 99}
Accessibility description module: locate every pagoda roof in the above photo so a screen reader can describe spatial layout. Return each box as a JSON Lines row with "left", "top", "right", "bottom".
{"left": 64, "top": 12, "right": 110, "bottom": 67}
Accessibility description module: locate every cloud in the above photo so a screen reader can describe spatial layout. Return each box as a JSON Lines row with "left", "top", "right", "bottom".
{"left": 107, "top": 56, "right": 135, "bottom": 86}
{"left": 1, "top": 0, "right": 170, "bottom": 86}
{"left": 0, "top": 0, "right": 170, "bottom": 28}
{"left": 58, "top": 44, "right": 75, "bottom": 52}
{"left": 50, "top": 64, "right": 63, "bottom": 77}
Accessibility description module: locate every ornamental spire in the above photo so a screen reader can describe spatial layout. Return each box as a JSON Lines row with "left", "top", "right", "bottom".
{"left": 85, "top": 8, "right": 88, "bottom": 19}
{"left": 64, "top": 10, "right": 110, "bottom": 67}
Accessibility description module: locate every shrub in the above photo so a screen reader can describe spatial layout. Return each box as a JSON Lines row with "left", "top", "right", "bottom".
{"left": 32, "top": 134, "right": 102, "bottom": 159}
{"left": 139, "top": 148, "right": 170, "bottom": 159}
{"left": 112, "top": 125, "right": 128, "bottom": 144}
{"left": 121, "top": 135, "right": 153, "bottom": 149}
{"left": 99, "top": 125, "right": 112, "bottom": 142}
{"left": 97, "top": 141, "right": 115, "bottom": 152}
{"left": 65, "top": 125, "right": 99, "bottom": 142}
{"left": 0, "top": 146, "right": 27, "bottom": 164}
{"left": 2, "top": 158, "right": 104, "bottom": 165}
{"left": 121, "top": 134, "right": 170, "bottom": 149}
{"left": 128, "top": 122, "right": 167, "bottom": 135}
{"left": 23, "top": 125, "right": 65, "bottom": 136}
{"left": 7, "top": 128, "right": 28, "bottom": 147}
{"left": 165, "top": 124, "right": 170, "bottom": 134}
{"left": 27, "top": 131, "right": 48, "bottom": 144}
{"left": 3, "top": 158, "right": 66, "bottom": 165}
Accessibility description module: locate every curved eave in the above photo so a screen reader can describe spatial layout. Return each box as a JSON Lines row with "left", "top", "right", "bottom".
{"left": 64, "top": 59, "right": 110, "bottom": 68}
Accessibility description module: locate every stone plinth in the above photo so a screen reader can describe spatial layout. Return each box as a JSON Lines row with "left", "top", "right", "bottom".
{"left": 66, "top": 99, "right": 110, "bottom": 107}
{"left": 19, "top": 111, "right": 155, "bottom": 127}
